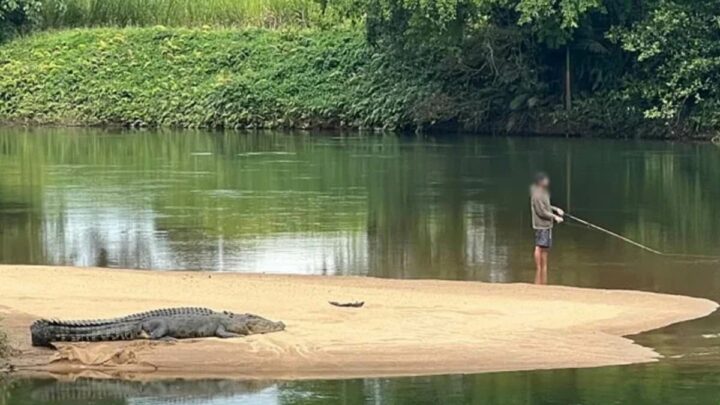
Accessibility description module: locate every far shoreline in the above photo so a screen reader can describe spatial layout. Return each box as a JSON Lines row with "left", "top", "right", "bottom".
{"left": 0, "top": 265, "right": 716, "bottom": 380}
{"left": 1, "top": 124, "right": 718, "bottom": 143}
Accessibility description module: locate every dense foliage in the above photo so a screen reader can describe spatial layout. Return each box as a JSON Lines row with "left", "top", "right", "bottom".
{"left": 0, "top": 0, "right": 42, "bottom": 40}
{"left": 0, "top": 27, "right": 558, "bottom": 131}
{"left": 361, "top": 0, "right": 720, "bottom": 137}
{"left": 612, "top": 1, "right": 720, "bottom": 134}
{"left": 0, "top": 0, "right": 719, "bottom": 137}
{"left": 365, "top": 0, "right": 605, "bottom": 46}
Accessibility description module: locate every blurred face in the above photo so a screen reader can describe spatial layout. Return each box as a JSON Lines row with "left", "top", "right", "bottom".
{"left": 538, "top": 177, "right": 550, "bottom": 188}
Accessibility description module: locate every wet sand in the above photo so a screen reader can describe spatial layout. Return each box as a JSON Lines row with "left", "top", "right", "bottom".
{"left": 0, "top": 265, "right": 716, "bottom": 380}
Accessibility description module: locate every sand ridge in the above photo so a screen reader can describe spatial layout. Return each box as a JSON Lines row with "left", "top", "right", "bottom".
{"left": 0, "top": 265, "right": 716, "bottom": 380}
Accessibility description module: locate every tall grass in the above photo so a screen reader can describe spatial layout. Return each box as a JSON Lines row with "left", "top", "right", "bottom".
{"left": 39, "top": 0, "right": 324, "bottom": 29}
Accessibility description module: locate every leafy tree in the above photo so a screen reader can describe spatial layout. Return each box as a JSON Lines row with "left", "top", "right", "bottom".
{"left": 612, "top": 1, "right": 720, "bottom": 133}
{"left": 363, "top": 0, "right": 616, "bottom": 47}
{"left": 513, "top": 0, "right": 604, "bottom": 47}
{"left": 0, "top": 0, "right": 42, "bottom": 41}
{"left": 363, "top": 0, "right": 632, "bottom": 117}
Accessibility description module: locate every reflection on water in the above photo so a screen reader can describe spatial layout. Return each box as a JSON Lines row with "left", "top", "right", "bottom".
{"left": 2, "top": 362, "right": 720, "bottom": 405}
{"left": 2, "top": 128, "right": 718, "bottom": 284}
{"left": 1, "top": 128, "right": 719, "bottom": 403}
{"left": 0, "top": 379, "right": 278, "bottom": 404}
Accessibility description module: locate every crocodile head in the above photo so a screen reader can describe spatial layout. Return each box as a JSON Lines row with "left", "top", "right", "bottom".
{"left": 224, "top": 312, "right": 286, "bottom": 335}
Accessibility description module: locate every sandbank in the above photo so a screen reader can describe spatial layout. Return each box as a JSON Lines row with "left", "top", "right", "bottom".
{"left": 0, "top": 265, "right": 715, "bottom": 380}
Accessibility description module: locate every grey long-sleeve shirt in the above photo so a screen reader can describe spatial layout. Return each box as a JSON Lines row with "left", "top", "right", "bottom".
{"left": 530, "top": 185, "right": 557, "bottom": 229}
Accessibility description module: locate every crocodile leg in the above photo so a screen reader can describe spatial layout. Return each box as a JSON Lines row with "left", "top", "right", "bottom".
{"left": 216, "top": 325, "right": 243, "bottom": 338}
{"left": 143, "top": 320, "right": 168, "bottom": 339}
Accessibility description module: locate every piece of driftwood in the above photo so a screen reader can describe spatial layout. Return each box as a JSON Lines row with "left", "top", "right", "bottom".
{"left": 329, "top": 301, "right": 364, "bottom": 308}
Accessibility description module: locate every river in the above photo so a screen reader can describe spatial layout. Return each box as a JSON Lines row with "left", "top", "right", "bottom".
{"left": 0, "top": 128, "right": 718, "bottom": 404}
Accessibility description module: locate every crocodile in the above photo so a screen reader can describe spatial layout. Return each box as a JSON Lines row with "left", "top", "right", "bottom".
{"left": 30, "top": 307, "right": 285, "bottom": 348}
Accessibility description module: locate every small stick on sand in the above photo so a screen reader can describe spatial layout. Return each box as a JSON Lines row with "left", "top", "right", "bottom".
{"left": 329, "top": 301, "right": 364, "bottom": 308}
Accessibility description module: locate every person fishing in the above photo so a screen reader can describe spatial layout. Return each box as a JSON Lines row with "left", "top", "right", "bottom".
{"left": 530, "top": 172, "right": 564, "bottom": 285}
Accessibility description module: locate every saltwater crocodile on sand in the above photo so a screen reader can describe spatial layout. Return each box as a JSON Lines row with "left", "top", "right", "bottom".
{"left": 30, "top": 307, "right": 285, "bottom": 347}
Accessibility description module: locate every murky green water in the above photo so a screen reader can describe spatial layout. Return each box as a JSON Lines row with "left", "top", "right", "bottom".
{"left": 0, "top": 128, "right": 719, "bottom": 404}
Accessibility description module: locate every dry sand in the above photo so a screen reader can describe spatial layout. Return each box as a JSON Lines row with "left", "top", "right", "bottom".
{"left": 0, "top": 265, "right": 716, "bottom": 380}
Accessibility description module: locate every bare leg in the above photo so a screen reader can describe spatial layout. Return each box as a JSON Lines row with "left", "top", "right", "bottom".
{"left": 533, "top": 246, "right": 543, "bottom": 284}
{"left": 540, "top": 249, "right": 549, "bottom": 285}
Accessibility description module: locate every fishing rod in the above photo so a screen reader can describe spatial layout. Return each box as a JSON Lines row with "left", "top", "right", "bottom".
{"left": 564, "top": 212, "right": 720, "bottom": 261}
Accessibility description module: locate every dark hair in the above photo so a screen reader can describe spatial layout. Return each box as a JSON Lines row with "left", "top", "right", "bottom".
{"left": 533, "top": 172, "right": 549, "bottom": 185}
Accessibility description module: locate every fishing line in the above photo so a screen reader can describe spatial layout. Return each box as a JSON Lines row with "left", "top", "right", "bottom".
{"left": 564, "top": 213, "right": 720, "bottom": 261}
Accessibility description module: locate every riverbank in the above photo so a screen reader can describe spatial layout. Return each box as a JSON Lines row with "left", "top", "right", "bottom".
{"left": 0, "top": 27, "right": 434, "bottom": 132}
{"left": 0, "top": 26, "right": 700, "bottom": 139}
{"left": 0, "top": 265, "right": 716, "bottom": 380}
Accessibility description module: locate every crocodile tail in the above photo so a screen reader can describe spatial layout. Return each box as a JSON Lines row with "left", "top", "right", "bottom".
{"left": 38, "top": 307, "right": 217, "bottom": 329}
{"left": 31, "top": 320, "right": 144, "bottom": 347}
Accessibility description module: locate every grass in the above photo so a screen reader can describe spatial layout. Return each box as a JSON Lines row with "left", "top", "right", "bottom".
{"left": 0, "top": 325, "right": 9, "bottom": 364}
{"left": 39, "top": 0, "right": 324, "bottom": 29}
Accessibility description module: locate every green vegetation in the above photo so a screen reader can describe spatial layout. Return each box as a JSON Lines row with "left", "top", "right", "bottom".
{"left": 38, "top": 0, "right": 323, "bottom": 29}
{"left": 0, "top": 27, "right": 374, "bottom": 129}
{"left": 0, "top": 0, "right": 42, "bottom": 40}
{"left": 0, "top": 26, "right": 540, "bottom": 131}
{"left": 0, "top": 324, "right": 9, "bottom": 364}
{"left": 1, "top": 0, "right": 719, "bottom": 137}
{"left": 612, "top": 1, "right": 720, "bottom": 132}
{"left": 363, "top": 0, "right": 720, "bottom": 137}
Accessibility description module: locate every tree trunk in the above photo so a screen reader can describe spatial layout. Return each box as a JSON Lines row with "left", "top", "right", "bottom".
{"left": 565, "top": 45, "right": 572, "bottom": 111}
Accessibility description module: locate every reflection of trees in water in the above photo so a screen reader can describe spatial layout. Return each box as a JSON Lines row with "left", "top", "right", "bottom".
{"left": 0, "top": 378, "right": 274, "bottom": 405}
{"left": 631, "top": 149, "right": 720, "bottom": 252}
{"left": 40, "top": 198, "right": 177, "bottom": 269}
{"left": 363, "top": 138, "right": 514, "bottom": 280}
{"left": 1, "top": 363, "right": 717, "bottom": 405}
{"left": 0, "top": 199, "right": 43, "bottom": 265}
{"left": 0, "top": 129, "right": 370, "bottom": 272}
{"left": 0, "top": 138, "right": 45, "bottom": 265}
{"left": 0, "top": 129, "right": 719, "bottom": 286}
{"left": 463, "top": 202, "right": 509, "bottom": 282}
{"left": 278, "top": 362, "right": 720, "bottom": 405}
